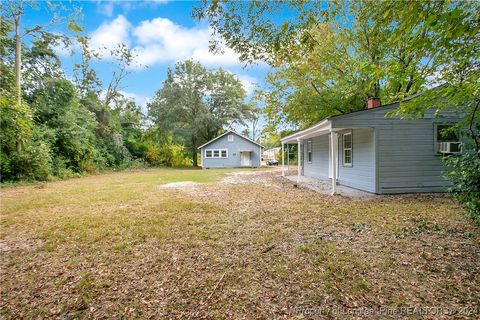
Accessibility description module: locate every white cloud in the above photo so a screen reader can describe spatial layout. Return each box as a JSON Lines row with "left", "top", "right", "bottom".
{"left": 86, "top": 15, "right": 241, "bottom": 68}
{"left": 98, "top": 2, "right": 114, "bottom": 17}
{"left": 131, "top": 17, "right": 241, "bottom": 68}
{"left": 89, "top": 15, "right": 131, "bottom": 57}
{"left": 235, "top": 74, "right": 258, "bottom": 96}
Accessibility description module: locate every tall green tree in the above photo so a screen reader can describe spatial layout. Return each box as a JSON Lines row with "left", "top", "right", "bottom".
{"left": 194, "top": 0, "right": 477, "bottom": 126}
{"left": 148, "top": 60, "right": 248, "bottom": 166}
{"left": 2, "top": 0, "right": 80, "bottom": 150}
{"left": 31, "top": 79, "right": 98, "bottom": 173}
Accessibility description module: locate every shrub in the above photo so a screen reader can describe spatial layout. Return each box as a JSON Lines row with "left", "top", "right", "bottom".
{"left": 52, "top": 157, "right": 77, "bottom": 179}
{"left": 145, "top": 143, "right": 189, "bottom": 167}
{"left": 444, "top": 153, "right": 480, "bottom": 225}
{"left": 13, "top": 134, "right": 53, "bottom": 181}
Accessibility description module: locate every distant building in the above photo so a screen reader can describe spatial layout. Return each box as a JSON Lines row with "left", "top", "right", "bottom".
{"left": 198, "top": 130, "right": 263, "bottom": 169}
{"left": 263, "top": 147, "right": 281, "bottom": 160}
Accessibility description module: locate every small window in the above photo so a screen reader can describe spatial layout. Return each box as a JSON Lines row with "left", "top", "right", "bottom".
{"left": 205, "top": 149, "right": 228, "bottom": 158}
{"left": 343, "top": 132, "right": 352, "bottom": 166}
{"left": 307, "top": 139, "right": 312, "bottom": 163}
{"left": 228, "top": 135, "right": 234, "bottom": 142}
{"left": 435, "top": 124, "right": 461, "bottom": 154}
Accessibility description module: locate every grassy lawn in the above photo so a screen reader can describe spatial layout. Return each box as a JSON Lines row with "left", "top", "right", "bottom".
{"left": 1, "top": 168, "right": 479, "bottom": 318}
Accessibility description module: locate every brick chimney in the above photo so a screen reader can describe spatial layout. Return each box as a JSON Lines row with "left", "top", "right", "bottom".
{"left": 367, "top": 97, "right": 381, "bottom": 109}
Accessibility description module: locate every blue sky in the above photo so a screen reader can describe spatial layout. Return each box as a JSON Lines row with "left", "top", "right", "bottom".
{"left": 24, "top": 1, "right": 270, "bottom": 113}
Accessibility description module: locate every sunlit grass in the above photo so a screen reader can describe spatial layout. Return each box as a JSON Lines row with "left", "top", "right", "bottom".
{"left": 1, "top": 168, "right": 478, "bottom": 318}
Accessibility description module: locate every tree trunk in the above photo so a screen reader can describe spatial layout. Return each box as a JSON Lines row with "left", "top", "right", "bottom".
{"left": 14, "top": 3, "right": 22, "bottom": 153}
{"left": 14, "top": 8, "right": 21, "bottom": 101}
{"left": 191, "top": 135, "right": 198, "bottom": 167}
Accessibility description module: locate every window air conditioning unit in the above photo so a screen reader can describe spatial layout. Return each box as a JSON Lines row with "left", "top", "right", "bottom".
{"left": 438, "top": 141, "right": 462, "bottom": 154}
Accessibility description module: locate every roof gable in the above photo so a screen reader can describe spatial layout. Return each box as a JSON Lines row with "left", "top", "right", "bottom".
{"left": 197, "top": 130, "right": 263, "bottom": 149}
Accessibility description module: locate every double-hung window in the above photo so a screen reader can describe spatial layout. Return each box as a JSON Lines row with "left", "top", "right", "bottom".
{"left": 343, "top": 132, "right": 352, "bottom": 166}
{"left": 205, "top": 149, "right": 228, "bottom": 158}
{"left": 307, "top": 139, "right": 312, "bottom": 163}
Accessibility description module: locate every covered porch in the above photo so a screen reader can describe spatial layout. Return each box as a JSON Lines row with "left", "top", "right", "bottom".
{"left": 280, "top": 119, "right": 340, "bottom": 195}
{"left": 280, "top": 119, "right": 376, "bottom": 196}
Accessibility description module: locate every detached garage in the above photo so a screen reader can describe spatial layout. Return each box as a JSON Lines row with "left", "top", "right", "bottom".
{"left": 198, "top": 131, "right": 263, "bottom": 169}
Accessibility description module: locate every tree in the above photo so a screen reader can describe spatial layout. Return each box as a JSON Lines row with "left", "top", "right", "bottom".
{"left": 242, "top": 98, "right": 262, "bottom": 141}
{"left": 1, "top": 2, "right": 167, "bottom": 181}
{"left": 148, "top": 60, "right": 248, "bottom": 166}
{"left": 382, "top": 1, "right": 479, "bottom": 223}
{"left": 2, "top": 1, "right": 80, "bottom": 151}
{"left": 194, "top": 1, "right": 477, "bottom": 127}
{"left": 205, "top": 68, "right": 249, "bottom": 141}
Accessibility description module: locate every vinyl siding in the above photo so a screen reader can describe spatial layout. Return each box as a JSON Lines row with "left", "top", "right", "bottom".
{"left": 201, "top": 133, "right": 261, "bottom": 168}
{"left": 376, "top": 122, "right": 449, "bottom": 193}
{"left": 303, "top": 135, "right": 329, "bottom": 180}
{"left": 337, "top": 129, "right": 375, "bottom": 193}
{"left": 331, "top": 103, "right": 461, "bottom": 194}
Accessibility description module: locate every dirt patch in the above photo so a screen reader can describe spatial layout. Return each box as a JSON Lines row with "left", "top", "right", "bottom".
{"left": 159, "top": 181, "right": 199, "bottom": 189}
{"left": 220, "top": 170, "right": 279, "bottom": 187}
{"left": 0, "top": 237, "right": 44, "bottom": 253}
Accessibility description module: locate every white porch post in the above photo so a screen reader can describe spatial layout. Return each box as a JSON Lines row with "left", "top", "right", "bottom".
{"left": 297, "top": 139, "right": 301, "bottom": 184}
{"left": 330, "top": 132, "right": 337, "bottom": 195}
{"left": 287, "top": 144, "right": 290, "bottom": 171}
{"left": 281, "top": 142, "right": 285, "bottom": 176}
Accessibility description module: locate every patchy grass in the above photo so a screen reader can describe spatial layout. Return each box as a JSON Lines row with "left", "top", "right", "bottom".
{"left": 1, "top": 168, "right": 479, "bottom": 319}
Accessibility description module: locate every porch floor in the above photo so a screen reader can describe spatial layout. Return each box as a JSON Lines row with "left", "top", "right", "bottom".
{"left": 284, "top": 174, "right": 376, "bottom": 198}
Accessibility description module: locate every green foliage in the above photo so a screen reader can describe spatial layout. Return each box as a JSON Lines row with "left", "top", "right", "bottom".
{"left": 444, "top": 153, "right": 480, "bottom": 224}
{"left": 31, "top": 79, "right": 99, "bottom": 172}
{"left": 196, "top": 0, "right": 479, "bottom": 129}
{"left": 145, "top": 143, "right": 189, "bottom": 167}
{"left": 6, "top": 126, "right": 53, "bottom": 181}
{"left": 1, "top": 2, "right": 187, "bottom": 183}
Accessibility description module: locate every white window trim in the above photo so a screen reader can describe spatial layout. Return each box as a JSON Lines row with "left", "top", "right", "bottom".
{"left": 342, "top": 132, "right": 352, "bottom": 167}
{"left": 307, "top": 139, "right": 312, "bottom": 163}
{"left": 205, "top": 149, "right": 228, "bottom": 158}
{"left": 228, "top": 135, "right": 234, "bottom": 142}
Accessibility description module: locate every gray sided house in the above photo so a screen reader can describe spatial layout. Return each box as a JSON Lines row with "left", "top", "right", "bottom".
{"left": 280, "top": 99, "right": 462, "bottom": 194}
{"left": 198, "top": 131, "right": 263, "bottom": 169}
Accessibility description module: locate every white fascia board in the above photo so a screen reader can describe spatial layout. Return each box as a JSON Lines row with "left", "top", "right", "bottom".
{"left": 280, "top": 119, "right": 331, "bottom": 143}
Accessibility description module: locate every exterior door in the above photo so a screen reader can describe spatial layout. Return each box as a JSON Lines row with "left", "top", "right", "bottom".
{"left": 241, "top": 152, "right": 251, "bottom": 166}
